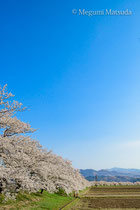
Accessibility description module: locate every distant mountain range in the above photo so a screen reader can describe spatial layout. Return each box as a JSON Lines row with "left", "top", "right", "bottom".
{"left": 80, "top": 168, "right": 140, "bottom": 182}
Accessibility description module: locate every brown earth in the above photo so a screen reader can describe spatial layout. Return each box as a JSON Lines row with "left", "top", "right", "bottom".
{"left": 67, "top": 186, "right": 140, "bottom": 209}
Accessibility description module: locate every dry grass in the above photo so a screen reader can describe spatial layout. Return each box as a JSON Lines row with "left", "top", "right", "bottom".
{"left": 67, "top": 186, "right": 140, "bottom": 209}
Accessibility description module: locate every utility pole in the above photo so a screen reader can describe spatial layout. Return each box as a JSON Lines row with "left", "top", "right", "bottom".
{"left": 95, "top": 175, "right": 98, "bottom": 187}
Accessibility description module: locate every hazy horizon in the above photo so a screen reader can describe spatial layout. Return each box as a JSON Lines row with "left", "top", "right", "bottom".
{"left": 80, "top": 167, "right": 140, "bottom": 170}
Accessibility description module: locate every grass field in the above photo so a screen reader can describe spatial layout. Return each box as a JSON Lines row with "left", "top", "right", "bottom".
{"left": 65, "top": 186, "right": 140, "bottom": 209}
{"left": 1, "top": 186, "right": 140, "bottom": 209}
{"left": 0, "top": 191, "right": 74, "bottom": 210}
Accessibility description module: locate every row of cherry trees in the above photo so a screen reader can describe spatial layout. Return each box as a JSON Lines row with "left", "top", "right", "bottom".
{"left": 91, "top": 181, "right": 140, "bottom": 186}
{"left": 0, "top": 85, "right": 89, "bottom": 197}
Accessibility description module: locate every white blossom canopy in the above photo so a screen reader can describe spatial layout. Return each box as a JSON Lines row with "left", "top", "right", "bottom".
{"left": 0, "top": 85, "right": 89, "bottom": 195}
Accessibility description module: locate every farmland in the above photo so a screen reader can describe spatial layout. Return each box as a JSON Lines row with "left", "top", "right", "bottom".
{"left": 65, "top": 186, "right": 140, "bottom": 209}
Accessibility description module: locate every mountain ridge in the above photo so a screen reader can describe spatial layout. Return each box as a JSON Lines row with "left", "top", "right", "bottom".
{"left": 80, "top": 168, "right": 140, "bottom": 182}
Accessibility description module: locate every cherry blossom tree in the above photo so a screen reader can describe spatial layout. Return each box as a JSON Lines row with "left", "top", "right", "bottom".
{"left": 0, "top": 85, "right": 88, "bottom": 198}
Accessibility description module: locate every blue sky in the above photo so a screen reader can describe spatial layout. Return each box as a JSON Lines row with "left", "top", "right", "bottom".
{"left": 0, "top": 0, "right": 140, "bottom": 169}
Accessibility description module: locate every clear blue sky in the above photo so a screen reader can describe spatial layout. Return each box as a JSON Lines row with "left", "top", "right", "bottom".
{"left": 0, "top": 0, "right": 140, "bottom": 169}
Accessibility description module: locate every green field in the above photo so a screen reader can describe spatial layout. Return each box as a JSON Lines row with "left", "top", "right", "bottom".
{"left": 1, "top": 186, "right": 140, "bottom": 209}
{"left": 0, "top": 191, "right": 74, "bottom": 210}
